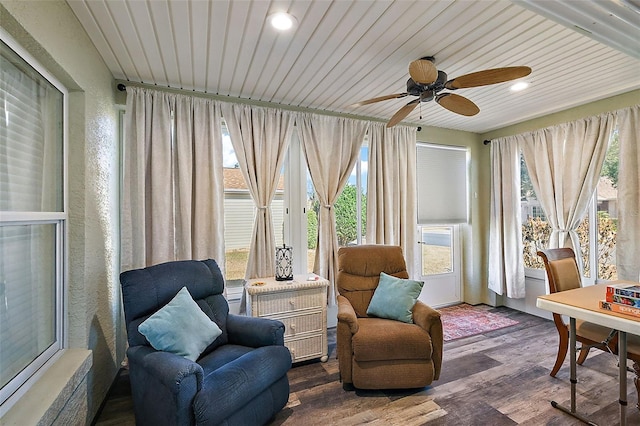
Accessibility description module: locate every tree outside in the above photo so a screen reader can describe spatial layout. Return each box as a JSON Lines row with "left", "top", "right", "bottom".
{"left": 307, "top": 184, "right": 366, "bottom": 247}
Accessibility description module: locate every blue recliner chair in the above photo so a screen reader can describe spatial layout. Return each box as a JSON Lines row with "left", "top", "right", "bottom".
{"left": 120, "top": 259, "right": 291, "bottom": 425}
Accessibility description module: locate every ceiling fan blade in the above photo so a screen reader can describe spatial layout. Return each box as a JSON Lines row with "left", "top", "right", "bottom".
{"left": 409, "top": 59, "right": 438, "bottom": 85}
{"left": 445, "top": 66, "right": 531, "bottom": 90}
{"left": 349, "top": 93, "right": 409, "bottom": 107}
{"left": 436, "top": 93, "right": 479, "bottom": 116}
{"left": 387, "top": 99, "right": 419, "bottom": 128}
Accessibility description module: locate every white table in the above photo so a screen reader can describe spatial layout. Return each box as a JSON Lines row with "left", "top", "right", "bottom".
{"left": 537, "top": 282, "right": 640, "bottom": 426}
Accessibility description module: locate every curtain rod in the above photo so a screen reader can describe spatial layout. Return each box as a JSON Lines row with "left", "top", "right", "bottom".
{"left": 115, "top": 82, "right": 423, "bottom": 129}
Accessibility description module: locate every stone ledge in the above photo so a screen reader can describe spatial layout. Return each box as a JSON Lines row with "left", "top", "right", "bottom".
{"left": 1, "top": 349, "right": 92, "bottom": 425}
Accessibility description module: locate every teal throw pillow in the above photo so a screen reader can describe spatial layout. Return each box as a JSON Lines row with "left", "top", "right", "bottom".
{"left": 138, "top": 286, "right": 222, "bottom": 361}
{"left": 366, "top": 272, "right": 424, "bottom": 323}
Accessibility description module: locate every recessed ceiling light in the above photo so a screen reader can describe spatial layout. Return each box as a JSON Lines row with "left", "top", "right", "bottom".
{"left": 269, "top": 12, "right": 296, "bottom": 31}
{"left": 510, "top": 81, "right": 529, "bottom": 92}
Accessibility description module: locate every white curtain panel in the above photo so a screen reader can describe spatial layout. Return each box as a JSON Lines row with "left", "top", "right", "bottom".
{"left": 122, "top": 87, "right": 225, "bottom": 271}
{"left": 366, "top": 123, "right": 418, "bottom": 278}
{"left": 488, "top": 137, "right": 525, "bottom": 298}
{"left": 521, "top": 113, "right": 614, "bottom": 270}
{"left": 221, "top": 103, "right": 294, "bottom": 279}
{"left": 296, "top": 113, "right": 369, "bottom": 304}
{"left": 616, "top": 105, "right": 640, "bottom": 281}
{"left": 174, "top": 96, "right": 225, "bottom": 263}
{"left": 122, "top": 87, "right": 174, "bottom": 270}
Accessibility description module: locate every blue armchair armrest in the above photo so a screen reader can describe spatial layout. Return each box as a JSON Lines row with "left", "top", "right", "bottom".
{"left": 127, "top": 345, "right": 204, "bottom": 425}
{"left": 226, "top": 314, "right": 285, "bottom": 347}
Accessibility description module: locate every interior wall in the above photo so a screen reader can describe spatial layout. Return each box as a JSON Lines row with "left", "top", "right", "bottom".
{"left": 481, "top": 89, "right": 640, "bottom": 140}
{"left": 1, "top": 0, "right": 121, "bottom": 422}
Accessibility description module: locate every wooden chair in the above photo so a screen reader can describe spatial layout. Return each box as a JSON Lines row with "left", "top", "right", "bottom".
{"left": 537, "top": 248, "right": 617, "bottom": 377}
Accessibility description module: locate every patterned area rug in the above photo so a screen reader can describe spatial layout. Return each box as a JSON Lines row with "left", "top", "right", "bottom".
{"left": 439, "top": 303, "right": 519, "bottom": 341}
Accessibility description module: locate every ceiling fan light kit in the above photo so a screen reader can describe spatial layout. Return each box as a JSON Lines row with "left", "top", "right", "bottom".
{"left": 352, "top": 57, "right": 531, "bottom": 128}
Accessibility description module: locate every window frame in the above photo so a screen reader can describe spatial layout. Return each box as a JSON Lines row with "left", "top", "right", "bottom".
{"left": 0, "top": 29, "right": 68, "bottom": 411}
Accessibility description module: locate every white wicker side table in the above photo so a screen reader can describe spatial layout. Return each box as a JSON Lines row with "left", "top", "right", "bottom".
{"left": 245, "top": 275, "right": 329, "bottom": 363}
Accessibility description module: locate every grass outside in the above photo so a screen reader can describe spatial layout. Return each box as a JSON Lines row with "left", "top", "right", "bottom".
{"left": 225, "top": 245, "right": 450, "bottom": 280}
{"left": 422, "top": 245, "right": 452, "bottom": 275}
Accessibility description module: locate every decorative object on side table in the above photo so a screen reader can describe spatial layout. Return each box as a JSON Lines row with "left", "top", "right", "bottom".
{"left": 245, "top": 275, "right": 329, "bottom": 363}
{"left": 275, "top": 244, "right": 293, "bottom": 281}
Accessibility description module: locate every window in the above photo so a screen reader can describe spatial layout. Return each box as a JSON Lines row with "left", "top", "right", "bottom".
{"left": 520, "top": 132, "right": 618, "bottom": 281}
{"left": 0, "top": 33, "right": 67, "bottom": 409}
{"left": 222, "top": 123, "right": 284, "bottom": 289}
{"left": 335, "top": 144, "right": 367, "bottom": 247}
{"left": 420, "top": 226, "right": 453, "bottom": 275}
{"left": 596, "top": 130, "right": 619, "bottom": 280}
{"left": 304, "top": 143, "right": 367, "bottom": 254}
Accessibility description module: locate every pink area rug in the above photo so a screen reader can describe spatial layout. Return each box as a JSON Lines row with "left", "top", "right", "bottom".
{"left": 439, "top": 303, "right": 519, "bottom": 341}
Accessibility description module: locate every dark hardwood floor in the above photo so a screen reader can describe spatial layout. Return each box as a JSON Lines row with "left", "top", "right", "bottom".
{"left": 94, "top": 306, "right": 640, "bottom": 425}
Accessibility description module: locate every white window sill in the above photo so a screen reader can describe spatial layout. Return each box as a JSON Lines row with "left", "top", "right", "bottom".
{"left": 1, "top": 348, "right": 92, "bottom": 425}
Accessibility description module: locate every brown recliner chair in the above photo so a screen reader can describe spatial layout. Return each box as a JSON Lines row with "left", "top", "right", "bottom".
{"left": 336, "top": 245, "right": 443, "bottom": 389}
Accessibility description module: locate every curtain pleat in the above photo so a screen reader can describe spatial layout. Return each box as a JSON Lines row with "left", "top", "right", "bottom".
{"left": 296, "top": 113, "right": 369, "bottom": 304}
{"left": 488, "top": 137, "right": 525, "bottom": 298}
{"left": 174, "top": 96, "right": 225, "bottom": 262}
{"left": 220, "top": 103, "right": 294, "bottom": 279}
{"left": 366, "top": 123, "right": 417, "bottom": 277}
{"left": 616, "top": 105, "right": 640, "bottom": 281}
{"left": 121, "top": 87, "right": 224, "bottom": 271}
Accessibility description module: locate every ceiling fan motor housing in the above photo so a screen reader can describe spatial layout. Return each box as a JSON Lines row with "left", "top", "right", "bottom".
{"left": 407, "top": 69, "right": 449, "bottom": 100}
{"left": 406, "top": 78, "right": 423, "bottom": 95}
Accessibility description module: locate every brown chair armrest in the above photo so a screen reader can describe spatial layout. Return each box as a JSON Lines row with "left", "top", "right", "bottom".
{"left": 337, "top": 295, "right": 359, "bottom": 334}
{"left": 412, "top": 301, "right": 443, "bottom": 380}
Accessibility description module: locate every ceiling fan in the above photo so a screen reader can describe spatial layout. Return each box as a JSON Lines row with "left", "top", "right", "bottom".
{"left": 351, "top": 57, "right": 531, "bottom": 127}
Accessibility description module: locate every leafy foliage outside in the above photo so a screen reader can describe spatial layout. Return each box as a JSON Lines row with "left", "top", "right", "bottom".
{"left": 521, "top": 215, "right": 617, "bottom": 280}
{"left": 307, "top": 208, "right": 318, "bottom": 249}
{"left": 308, "top": 184, "right": 366, "bottom": 247}
{"left": 601, "top": 130, "right": 619, "bottom": 187}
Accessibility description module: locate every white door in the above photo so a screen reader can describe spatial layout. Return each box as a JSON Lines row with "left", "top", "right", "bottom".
{"left": 417, "top": 225, "right": 461, "bottom": 307}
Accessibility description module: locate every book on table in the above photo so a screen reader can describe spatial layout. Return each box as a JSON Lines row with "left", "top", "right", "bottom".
{"left": 605, "top": 292, "right": 640, "bottom": 308}
{"left": 599, "top": 300, "right": 640, "bottom": 318}
{"left": 606, "top": 282, "right": 640, "bottom": 299}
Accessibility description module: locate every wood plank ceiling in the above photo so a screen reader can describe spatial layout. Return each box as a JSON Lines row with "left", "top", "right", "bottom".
{"left": 67, "top": 0, "right": 640, "bottom": 133}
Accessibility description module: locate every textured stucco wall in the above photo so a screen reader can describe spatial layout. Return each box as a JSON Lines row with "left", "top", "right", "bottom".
{"left": 1, "top": 1, "right": 121, "bottom": 423}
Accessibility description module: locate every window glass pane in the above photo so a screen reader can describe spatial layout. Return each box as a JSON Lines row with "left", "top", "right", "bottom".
{"left": 1, "top": 40, "right": 63, "bottom": 212}
{"left": 306, "top": 169, "right": 317, "bottom": 273}
{"left": 577, "top": 216, "right": 590, "bottom": 278}
{"left": 222, "top": 128, "right": 249, "bottom": 282}
{"left": 521, "top": 153, "right": 550, "bottom": 269}
{"left": 0, "top": 224, "right": 56, "bottom": 389}
{"left": 597, "top": 130, "right": 618, "bottom": 280}
{"left": 421, "top": 226, "right": 452, "bottom": 275}
{"left": 222, "top": 126, "right": 284, "bottom": 283}
{"left": 335, "top": 145, "right": 367, "bottom": 247}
